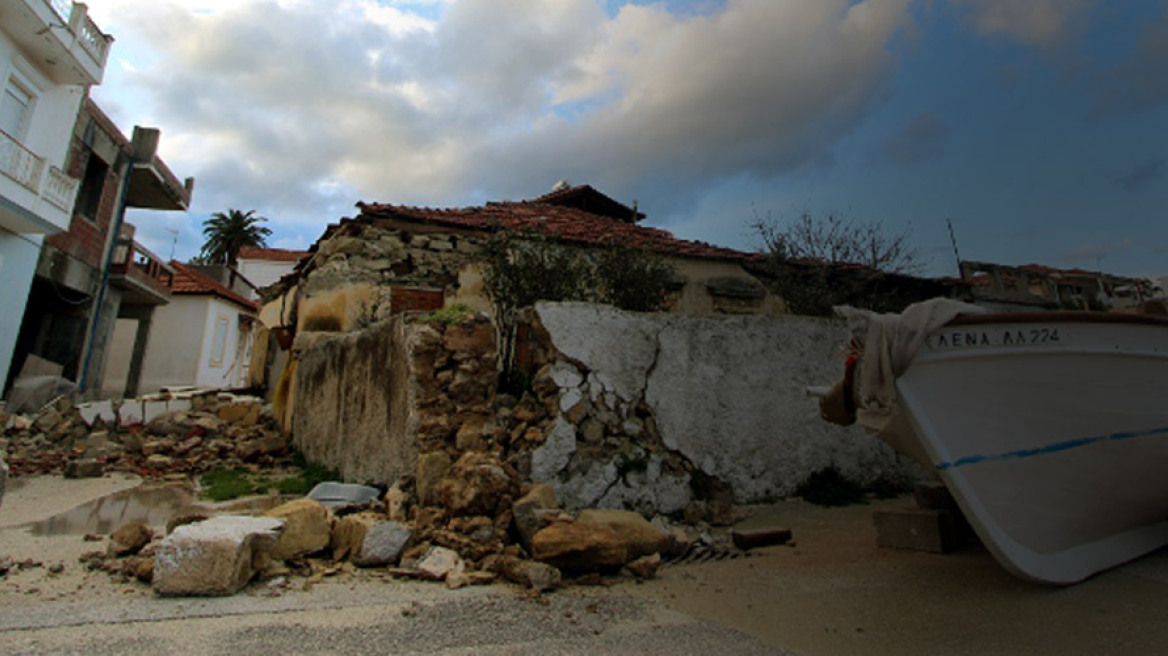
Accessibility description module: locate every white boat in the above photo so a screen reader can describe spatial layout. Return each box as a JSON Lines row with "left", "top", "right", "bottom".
{"left": 833, "top": 300, "right": 1168, "bottom": 584}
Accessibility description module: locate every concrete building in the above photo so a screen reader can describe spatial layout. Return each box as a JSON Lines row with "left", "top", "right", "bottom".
{"left": 0, "top": 0, "right": 113, "bottom": 391}
{"left": 6, "top": 98, "right": 192, "bottom": 399}
{"left": 235, "top": 247, "right": 309, "bottom": 299}
{"left": 129, "top": 261, "right": 257, "bottom": 394}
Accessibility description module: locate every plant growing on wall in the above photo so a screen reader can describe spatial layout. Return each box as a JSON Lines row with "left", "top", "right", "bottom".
{"left": 479, "top": 226, "right": 676, "bottom": 386}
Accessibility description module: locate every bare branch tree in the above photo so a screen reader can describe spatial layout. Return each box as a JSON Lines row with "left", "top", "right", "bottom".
{"left": 752, "top": 210, "right": 923, "bottom": 275}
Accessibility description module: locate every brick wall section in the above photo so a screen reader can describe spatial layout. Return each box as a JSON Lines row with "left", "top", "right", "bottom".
{"left": 45, "top": 139, "right": 120, "bottom": 270}
{"left": 390, "top": 287, "right": 444, "bottom": 314}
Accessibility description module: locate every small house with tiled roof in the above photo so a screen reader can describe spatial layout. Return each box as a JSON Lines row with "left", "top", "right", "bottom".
{"left": 259, "top": 185, "right": 782, "bottom": 338}
{"left": 236, "top": 247, "right": 311, "bottom": 299}
{"left": 132, "top": 261, "right": 258, "bottom": 393}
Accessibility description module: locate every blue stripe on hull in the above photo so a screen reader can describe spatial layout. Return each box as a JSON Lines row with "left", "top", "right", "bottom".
{"left": 937, "top": 426, "right": 1168, "bottom": 471}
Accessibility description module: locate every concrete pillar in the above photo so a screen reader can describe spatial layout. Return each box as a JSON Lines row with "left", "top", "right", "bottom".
{"left": 78, "top": 286, "right": 123, "bottom": 400}
{"left": 123, "top": 307, "right": 154, "bottom": 398}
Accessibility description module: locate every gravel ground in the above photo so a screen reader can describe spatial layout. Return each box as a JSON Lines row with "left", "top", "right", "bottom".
{"left": 7, "top": 476, "right": 1168, "bottom": 655}
{"left": 0, "top": 476, "right": 791, "bottom": 655}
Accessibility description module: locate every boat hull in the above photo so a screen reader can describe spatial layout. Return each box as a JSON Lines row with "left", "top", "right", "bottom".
{"left": 873, "top": 314, "right": 1168, "bottom": 584}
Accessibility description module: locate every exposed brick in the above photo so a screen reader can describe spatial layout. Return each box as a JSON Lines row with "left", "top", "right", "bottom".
{"left": 731, "top": 527, "right": 792, "bottom": 550}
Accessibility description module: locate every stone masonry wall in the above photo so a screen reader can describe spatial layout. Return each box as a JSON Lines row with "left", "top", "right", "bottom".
{"left": 291, "top": 313, "right": 497, "bottom": 485}
{"left": 525, "top": 302, "right": 924, "bottom": 512}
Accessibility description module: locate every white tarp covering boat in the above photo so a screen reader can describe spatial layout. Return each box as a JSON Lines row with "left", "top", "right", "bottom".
{"left": 835, "top": 299, "right": 1168, "bottom": 584}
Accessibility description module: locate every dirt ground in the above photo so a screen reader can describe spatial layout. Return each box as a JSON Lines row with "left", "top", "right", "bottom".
{"left": 4, "top": 476, "right": 1168, "bottom": 655}
{"left": 634, "top": 499, "right": 1168, "bottom": 656}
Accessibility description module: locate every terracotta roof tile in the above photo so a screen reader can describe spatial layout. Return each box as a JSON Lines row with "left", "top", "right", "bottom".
{"left": 169, "top": 261, "right": 258, "bottom": 310}
{"left": 238, "top": 247, "right": 311, "bottom": 262}
{"left": 351, "top": 199, "right": 761, "bottom": 263}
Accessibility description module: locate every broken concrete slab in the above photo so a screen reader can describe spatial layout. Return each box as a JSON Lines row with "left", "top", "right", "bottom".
{"left": 306, "top": 482, "right": 381, "bottom": 511}
{"left": 153, "top": 516, "right": 284, "bottom": 596}
{"left": 77, "top": 401, "right": 117, "bottom": 427}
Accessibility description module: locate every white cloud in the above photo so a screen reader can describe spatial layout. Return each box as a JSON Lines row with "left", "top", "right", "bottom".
{"left": 85, "top": 0, "right": 915, "bottom": 254}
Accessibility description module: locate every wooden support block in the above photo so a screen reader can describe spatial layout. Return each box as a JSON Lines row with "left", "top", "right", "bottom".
{"left": 914, "top": 481, "right": 958, "bottom": 511}
{"left": 873, "top": 508, "right": 958, "bottom": 554}
{"left": 731, "top": 527, "right": 793, "bottom": 550}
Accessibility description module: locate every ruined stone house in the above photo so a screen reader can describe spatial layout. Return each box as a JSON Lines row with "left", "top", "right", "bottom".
{"left": 245, "top": 186, "right": 923, "bottom": 519}
{"left": 257, "top": 185, "right": 782, "bottom": 339}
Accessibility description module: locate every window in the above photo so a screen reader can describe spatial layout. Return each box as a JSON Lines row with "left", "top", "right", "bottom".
{"left": 75, "top": 153, "right": 109, "bottom": 222}
{"left": 0, "top": 77, "right": 34, "bottom": 139}
{"left": 209, "top": 315, "right": 229, "bottom": 367}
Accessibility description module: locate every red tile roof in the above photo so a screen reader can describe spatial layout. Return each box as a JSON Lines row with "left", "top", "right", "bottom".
{"left": 169, "top": 261, "right": 258, "bottom": 310}
{"left": 349, "top": 199, "right": 761, "bottom": 263}
{"left": 238, "top": 246, "right": 311, "bottom": 262}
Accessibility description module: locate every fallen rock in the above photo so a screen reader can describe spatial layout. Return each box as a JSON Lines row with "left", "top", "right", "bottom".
{"left": 512, "top": 484, "right": 559, "bottom": 553}
{"left": 416, "top": 546, "right": 462, "bottom": 581}
{"left": 498, "top": 556, "right": 562, "bottom": 591}
{"left": 416, "top": 451, "right": 452, "bottom": 507}
{"left": 263, "top": 498, "right": 332, "bottom": 560}
{"left": 576, "top": 509, "right": 669, "bottom": 560}
{"left": 331, "top": 514, "right": 413, "bottom": 567}
{"left": 440, "top": 452, "right": 518, "bottom": 517}
{"left": 64, "top": 459, "right": 104, "bottom": 479}
{"left": 109, "top": 522, "right": 154, "bottom": 556}
{"left": 531, "top": 521, "right": 628, "bottom": 572}
{"left": 626, "top": 553, "right": 662, "bottom": 579}
{"left": 355, "top": 521, "right": 413, "bottom": 567}
{"left": 153, "top": 516, "right": 284, "bottom": 596}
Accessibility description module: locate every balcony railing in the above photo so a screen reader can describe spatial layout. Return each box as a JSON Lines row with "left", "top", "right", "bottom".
{"left": 44, "top": 0, "right": 112, "bottom": 72}
{"left": 112, "top": 234, "right": 174, "bottom": 301}
{"left": 42, "top": 165, "right": 79, "bottom": 211}
{"left": 0, "top": 128, "right": 46, "bottom": 192}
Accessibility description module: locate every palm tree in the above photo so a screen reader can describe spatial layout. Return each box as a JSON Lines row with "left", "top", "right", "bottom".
{"left": 199, "top": 209, "right": 272, "bottom": 266}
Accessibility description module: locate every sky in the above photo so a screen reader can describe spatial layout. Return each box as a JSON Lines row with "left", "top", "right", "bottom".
{"left": 81, "top": 0, "right": 1168, "bottom": 280}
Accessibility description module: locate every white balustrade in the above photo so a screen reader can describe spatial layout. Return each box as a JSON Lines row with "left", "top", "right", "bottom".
{"left": 43, "top": 166, "right": 79, "bottom": 211}
{"left": 0, "top": 129, "right": 46, "bottom": 193}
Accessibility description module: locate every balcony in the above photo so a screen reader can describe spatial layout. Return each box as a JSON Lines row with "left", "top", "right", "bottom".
{"left": 0, "top": 126, "right": 78, "bottom": 233}
{"left": 0, "top": 0, "right": 112, "bottom": 85}
{"left": 110, "top": 227, "right": 173, "bottom": 306}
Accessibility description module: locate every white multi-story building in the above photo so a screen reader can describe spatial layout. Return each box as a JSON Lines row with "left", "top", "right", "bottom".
{"left": 0, "top": 0, "right": 111, "bottom": 389}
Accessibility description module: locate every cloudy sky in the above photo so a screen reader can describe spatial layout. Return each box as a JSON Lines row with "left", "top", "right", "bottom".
{"left": 83, "top": 0, "right": 1168, "bottom": 278}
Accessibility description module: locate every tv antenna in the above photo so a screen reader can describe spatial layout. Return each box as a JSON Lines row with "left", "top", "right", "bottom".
{"left": 165, "top": 227, "right": 179, "bottom": 261}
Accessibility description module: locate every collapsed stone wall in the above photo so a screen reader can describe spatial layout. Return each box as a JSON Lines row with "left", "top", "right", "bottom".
{"left": 524, "top": 302, "right": 924, "bottom": 511}
{"left": 291, "top": 313, "right": 498, "bottom": 485}
{"left": 289, "top": 301, "right": 923, "bottom": 519}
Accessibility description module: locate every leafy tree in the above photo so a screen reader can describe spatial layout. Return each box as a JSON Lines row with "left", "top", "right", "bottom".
{"left": 199, "top": 209, "right": 272, "bottom": 266}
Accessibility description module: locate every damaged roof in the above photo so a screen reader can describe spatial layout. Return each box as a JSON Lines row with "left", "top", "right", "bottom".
{"left": 170, "top": 261, "right": 259, "bottom": 310}
{"left": 342, "top": 198, "right": 761, "bottom": 263}
{"left": 237, "top": 246, "right": 311, "bottom": 262}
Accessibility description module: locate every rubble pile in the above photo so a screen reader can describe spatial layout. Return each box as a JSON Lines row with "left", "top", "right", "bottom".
{"left": 76, "top": 478, "right": 714, "bottom": 597}
{"left": 0, "top": 391, "right": 292, "bottom": 479}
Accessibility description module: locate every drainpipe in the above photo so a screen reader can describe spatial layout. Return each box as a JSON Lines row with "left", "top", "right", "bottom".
{"left": 76, "top": 128, "right": 156, "bottom": 396}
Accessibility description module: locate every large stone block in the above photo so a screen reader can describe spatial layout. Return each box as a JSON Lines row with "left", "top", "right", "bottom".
{"left": 263, "top": 498, "right": 332, "bottom": 560}
{"left": 531, "top": 521, "right": 628, "bottom": 572}
{"left": 153, "top": 516, "right": 284, "bottom": 596}
{"left": 575, "top": 508, "right": 670, "bottom": 560}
